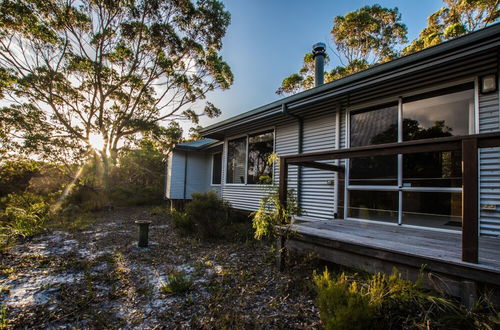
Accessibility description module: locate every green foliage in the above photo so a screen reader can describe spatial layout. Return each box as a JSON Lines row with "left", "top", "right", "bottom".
{"left": 170, "top": 191, "right": 231, "bottom": 240}
{"left": 170, "top": 191, "right": 251, "bottom": 241}
{"left": 313, "top": 269, "right": 374, "bottom": 330}
{"left": 0, "top": 0, "right": 232, "bottom": 163}
{"left": 403, "top": 0, "right": 500, "bottom": 54}
{"left": 160, "top": 272, "right": 193, "bottom": 296}
{"left": 313, "top": 268, "right": 500, "bottom": 329}
{"left": 251, "top": 154, "right": 300, "bottom": 240}
{"left": 0, "top": 304, "right": 7, "bottom": 329}
{"left": 0, "top": 158, "right": 40, "bottom": 197}
{"left": 277, "top": 5, "right": 407, "bottom": 95}
{"left": 331, "top": 5, "right": 407, "bottom": 64}
{"left": 0, "top": 192, "right": 53, "bottom": 245}
{"left": 251, "top": 187, "right": 300, "bottom": 240}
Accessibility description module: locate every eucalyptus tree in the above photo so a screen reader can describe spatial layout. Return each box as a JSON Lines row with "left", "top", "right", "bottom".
{"left": 277, "top": 5, "right": 407, "bottom": 95}
{"left": 403, "top": 0, "right": 499, "bottom": 54}
{"left": 0, "top": 0, "right": 233, "bottom": 173}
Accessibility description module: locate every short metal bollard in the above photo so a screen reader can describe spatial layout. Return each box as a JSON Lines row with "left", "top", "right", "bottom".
{"left": 135, "top": 220, "right": 152, "bottom": 247}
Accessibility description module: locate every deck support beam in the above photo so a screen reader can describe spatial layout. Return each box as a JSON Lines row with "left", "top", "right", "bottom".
{"left": 290, "top": 161, "right": 345, "bottom": 173}
{"left": 462, "top": 138, "right": 479, "bottom": 263}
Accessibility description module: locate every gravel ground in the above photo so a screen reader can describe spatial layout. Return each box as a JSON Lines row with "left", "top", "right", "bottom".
{"left": 0, "top": 206, "right": 320, "bottom": 329}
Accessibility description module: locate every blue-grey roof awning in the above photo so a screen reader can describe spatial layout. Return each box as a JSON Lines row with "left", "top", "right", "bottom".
{"left": 174, "top": 138, "right": 219, "bottom": 151}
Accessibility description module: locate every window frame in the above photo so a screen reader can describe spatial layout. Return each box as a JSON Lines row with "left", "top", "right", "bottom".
{"left": 344, "top": 79, "right": 477, "bottom": 232}
{"left": 210, "top": 151, "right": 222, "bottom": 186}
{"left": 224, "top": 128, "right": 275, "bottom": 185}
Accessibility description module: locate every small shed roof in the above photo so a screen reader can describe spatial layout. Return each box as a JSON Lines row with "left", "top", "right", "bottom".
{"left": 174, "top": 138, "right": 218, "bottom": 151}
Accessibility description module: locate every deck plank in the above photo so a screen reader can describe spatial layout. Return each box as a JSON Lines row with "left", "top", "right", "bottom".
{"left": 288, "top": 219, "right": 500, "bottom": 275}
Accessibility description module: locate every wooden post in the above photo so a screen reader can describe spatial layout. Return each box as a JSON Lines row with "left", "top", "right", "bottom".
{"left": 277, "top": 158, "right": 288, "bottom": 271}
{"left": 278, "top": 157, "right": 288, "bottom": 220}
{"left": 462, "top": 138, "right": 478, "bottom": 263}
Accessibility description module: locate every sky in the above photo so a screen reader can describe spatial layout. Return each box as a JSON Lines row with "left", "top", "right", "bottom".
{"left": 192, "top": 0, "right": 445, "bottom": 133}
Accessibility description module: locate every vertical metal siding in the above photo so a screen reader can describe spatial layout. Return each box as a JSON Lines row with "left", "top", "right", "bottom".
{"left": 300, "top": 111, "right": 337, "bottom": 220}
{"left": 275, "top": 120, "right": 299, "bottom": 191}
{"left": 479, "top": 91, "right": 500, "bottom": 236}
{"left": 167, "top": 150, "right": 186, "bottom": 199}
{"left": 185, "top": 152, "right": 209, "bottom": 199}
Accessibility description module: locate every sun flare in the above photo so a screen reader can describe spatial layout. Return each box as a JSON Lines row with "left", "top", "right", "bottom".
{"left": 88, "top": 132, "right": 106, "bottom": 151}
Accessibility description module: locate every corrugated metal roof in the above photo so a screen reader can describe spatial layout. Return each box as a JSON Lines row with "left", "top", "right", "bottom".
{"left": 201, "top": 23, "right": 500, "bottom": 138}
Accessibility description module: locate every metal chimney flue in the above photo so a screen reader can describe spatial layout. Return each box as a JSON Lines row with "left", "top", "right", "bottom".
{"left": 312, "top": 42, "right": 326, "bottom": 87}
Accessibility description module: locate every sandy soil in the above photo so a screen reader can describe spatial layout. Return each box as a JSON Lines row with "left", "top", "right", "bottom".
{"left": 0, "top": 207, "right": 320, "bottom": 329}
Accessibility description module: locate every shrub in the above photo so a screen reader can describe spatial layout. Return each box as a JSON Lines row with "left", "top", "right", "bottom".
{"left": 0, "top": 158, "right": 40, "bottom": 197}
{"left": 108, "top": 184, "right": 163, "bottom": 206}
{"left": 171, "top": 191, "right": 230, "bottom": 240}
{"left": 170, "top": 192, "right": 252, "bottom": 241}
{"left": 0, "top": 192, "right": 53, "bottom": 245}
{"left": 65, "top": 186, "right": 110, "bottom": 212}
{"left": 251, "top": 187, "right": 300, "bottom": 240}
{"left": 313, "top": 268, "right": 500, "bottom": 329}
{"left": 160, "top": 272, "right": 193, "bottom": 296}
{"left": 313, "top": 269, "right": 374, "bottom": 330}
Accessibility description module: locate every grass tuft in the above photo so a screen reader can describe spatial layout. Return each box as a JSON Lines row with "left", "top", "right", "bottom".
{"left": 160, "top": 272, "right": 193, "bottom": 296}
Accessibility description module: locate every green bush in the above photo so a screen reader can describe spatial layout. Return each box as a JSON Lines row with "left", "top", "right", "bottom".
{"left": 313, "top": 269, "right": 374, "bottom": 330}
{"left": 160, "top": 272, "right": 193, "bottom": 296}
{"left": 65, "top": 186, "right": 110, "bottom": 212}
{"left": 0, "top": 192, "right": 54, "bottom": 245}
{"left": 251, "top": 187, "right": 300, "bottom": 240}
{"left": 171, "top": 191, "right": 230, "bottom": 240}
{"left": 313, "top": 268, "right": 500, "bottom": 329}
{"left": 170, "top": 191, "right": 251, "bottom": 241}
{"left": 108, "top": 184, "right": 163, "bottom": 206}
{"left": 0, "top": 158, "right": 40, "bottom": 197}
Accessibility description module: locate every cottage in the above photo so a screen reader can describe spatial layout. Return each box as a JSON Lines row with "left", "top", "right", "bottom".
{"left": 166, "top": 23, "right": 500, "bottom": 300}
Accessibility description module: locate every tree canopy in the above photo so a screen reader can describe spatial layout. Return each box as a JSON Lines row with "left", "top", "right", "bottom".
{"left": 403, "top": 0, "right": 499, "bottom": 54}
{"left": 277, "top": 5, "right": 407, "bottom": 95}
{"left": 278, "top": 1, "right": 499, "bottom": 96}
{"left": 0, "top": 0, "right": 233, "bottom": 165}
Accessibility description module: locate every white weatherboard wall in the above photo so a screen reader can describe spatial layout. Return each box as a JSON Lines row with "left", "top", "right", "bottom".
{"left": 479, "top": 90, "right": 500, "bottom": 236}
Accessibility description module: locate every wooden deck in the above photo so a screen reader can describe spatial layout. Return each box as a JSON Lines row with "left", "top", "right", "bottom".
{"left": 284, "top": 219, "right": 500, "bottom": 290}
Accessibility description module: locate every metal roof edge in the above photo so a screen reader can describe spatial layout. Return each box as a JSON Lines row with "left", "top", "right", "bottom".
{"left": 200, "top": 23, "right": 500, "bottom": 136}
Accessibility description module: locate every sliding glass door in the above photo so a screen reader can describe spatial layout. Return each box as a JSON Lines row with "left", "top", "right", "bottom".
{"left": 346, "top": 83, "right": 475, "bottom": 231}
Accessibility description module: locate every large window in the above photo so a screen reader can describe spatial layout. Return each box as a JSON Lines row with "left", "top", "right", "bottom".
{"left": 347, "top": 83, "right": 475, "bottom": 230}
{"left": 349, "top": 104, "right": 398, "bottom": 186}
{"left": 226, "top": 130, "right": 274, "bottom": 184}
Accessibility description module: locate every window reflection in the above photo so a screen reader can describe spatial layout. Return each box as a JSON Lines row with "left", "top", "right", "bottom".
{"left": 226, "top": 137, "right": 246, "bottom": 184}
{"left": 350, "top": 104, "right": 398, "bottom": 147}
{"left": 403, "top": 151, "right": 462, "bottom": 187}
{"left": 348, "top": 190, "right": 398, "bottom": 223}
{"left": 403, "top": 89, "right": 474, "bottom": 141}
{"left": 350, "top": 104, "right": 398, "bottom": 186}
{"left": 247, "top": 131, "right": 274, "bottom": 184}
{"left": 403, "top": 192, "right": 462, "bottom": 230}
